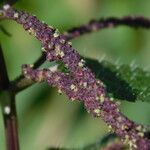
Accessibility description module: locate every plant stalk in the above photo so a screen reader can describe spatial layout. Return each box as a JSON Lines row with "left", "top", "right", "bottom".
{"left": 0, "top": 45, "right": 19, "bottom": 150}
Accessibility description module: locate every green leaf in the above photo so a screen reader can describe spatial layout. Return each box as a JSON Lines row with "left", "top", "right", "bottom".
{"left": 85, "top": 58, "right": 150, "bottom": 102}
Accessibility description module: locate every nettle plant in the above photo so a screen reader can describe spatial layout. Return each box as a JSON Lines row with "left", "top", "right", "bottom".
{"left": 0, "top": 1, "right": 150, "bottom": 150}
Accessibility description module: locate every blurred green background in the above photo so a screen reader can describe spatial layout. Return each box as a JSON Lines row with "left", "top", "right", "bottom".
{"left": 0, "top": 0, "right": 150, "bottom": 149}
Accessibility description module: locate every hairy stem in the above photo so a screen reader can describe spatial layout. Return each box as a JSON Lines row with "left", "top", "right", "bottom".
{"left": 0, "top": 45, "right": 19, "bottom": 150}
{"left": 63, "top": 16, "right": 150, "bottom": 40}
{"left": 12, "top": 16, "right": 150, "bottom": 93}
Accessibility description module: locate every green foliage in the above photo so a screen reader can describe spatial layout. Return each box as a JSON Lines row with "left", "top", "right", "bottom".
{"left": 58, "top": 57, "right": 150, "bottom": 102}
{"left": 85, "top": 58, "right": 150, "bottom": 102}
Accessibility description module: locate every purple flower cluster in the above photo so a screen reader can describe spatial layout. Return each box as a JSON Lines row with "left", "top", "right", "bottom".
{"left": 1, "top": 4, "right": 150, "bottom": 149}
{"left": 64, "top": 16, "right": 150, "bottom": 41}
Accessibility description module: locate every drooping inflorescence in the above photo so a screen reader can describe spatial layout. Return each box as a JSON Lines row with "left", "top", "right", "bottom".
{"left": 1, "top": 4, "right": 150, "bottom": 149}
{"left": 63, "top": 16, "right": 150, "bottom": 41}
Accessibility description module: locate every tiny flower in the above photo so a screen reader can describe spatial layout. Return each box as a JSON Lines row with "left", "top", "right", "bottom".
{"left": 48, "top": 25, "right": 54, "bottom": 29}
{"left": 78, "top": 59, "right": 85, "bottom": 67}
{"left": 136, "top": 125, "right": 142, "bottom": 131}
{"left": 128, "top": 140, "right": 137, "bottom": 149}
{"left": 108, "top": 125, "right": 113, "bottom": 132}
{"left": 60, "top": 39, "right": 66, "bottom": 44}
{"left": 70, "top": 84, "right": 78, "bottom": 92}
{"left": 53, "top": 29, "right": 59, "bottom": 37}
{"left": 55, "top": 45, "right": 65, "bottom": 58}
{"left": 55, "top": 49, "right": 64, "bottom": 58}
{"left": 138, "top": 132, "right": 144, "bottom": 137}
{"left": 96, "top": 94, "right": 105, "bottom": 103}
{"left": 99, "top": 94, "right": 105, "bottom": 103}
{"left": 58, "top": 89, "right": 62, "bottom": 94}
{"left": 14, "top": 12, "right": 19, "bottom": 18}
{"left": 94, "top": 108, "right": 101, "bottom": 116}
{"left": 67, "top": 41, "right": 72, "bottom": 46}
{"left": 97, "top": 80, "right": 105, "bottom": 87}
{"left": 70, "top": 97, "right": 75, "bottom": 101}
{"left": 117, "top": 116, "right": 122, "bottom": 122}
{"left": 121, "top": 124, "right": 128, "bottom": 130}
{"left": 41, "top": 47, "right": 46, "bottom": 52}
{"left": 70, "top": 84, "right": 75, "bottom": 90}
{"left": 124, "top": 135, "right": 129, "bottom": 144}
{"left": 28, "top": 28, "right": 36, "bottom": 36}
{"left": 83, "top": 82, "right": 87, "bottom": 87}
{"left": 48, "top": 44, "right": 53, "bottom": 49}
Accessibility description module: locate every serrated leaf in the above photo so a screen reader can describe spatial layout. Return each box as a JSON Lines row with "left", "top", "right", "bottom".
{"left": 85, "top": 58, "right": 150, "bottom": 102}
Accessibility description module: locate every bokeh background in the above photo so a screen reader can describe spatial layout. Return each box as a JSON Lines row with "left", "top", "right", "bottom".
{"left": 0, "top": 0, "right": 150, "bottom": 149}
